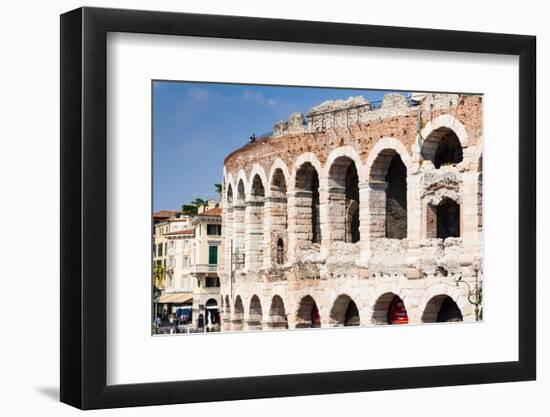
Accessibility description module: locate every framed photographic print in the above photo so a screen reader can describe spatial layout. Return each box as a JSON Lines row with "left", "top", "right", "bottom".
{"left": 60, "top": 6, "right": 536, "bottom": 410}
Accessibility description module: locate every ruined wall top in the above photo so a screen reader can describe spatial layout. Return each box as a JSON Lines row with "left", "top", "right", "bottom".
{"left": 272, "top": 92, "right": 459, "bottom": 137}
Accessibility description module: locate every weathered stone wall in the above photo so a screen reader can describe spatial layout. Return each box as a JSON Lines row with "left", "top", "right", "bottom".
{"left": 219, "top": 93, "right": 483, "bottom": 330}
{"left": 224, "top": 94, "right": 482, "bottom": 178}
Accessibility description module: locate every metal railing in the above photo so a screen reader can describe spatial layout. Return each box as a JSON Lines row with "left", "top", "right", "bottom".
{"left": 190, "top": 264, "right": 218, "bottom": 273}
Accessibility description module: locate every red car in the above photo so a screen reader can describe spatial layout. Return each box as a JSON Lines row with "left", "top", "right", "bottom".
{"left": 389, "top": 297, "right": 409, "bottom": 324}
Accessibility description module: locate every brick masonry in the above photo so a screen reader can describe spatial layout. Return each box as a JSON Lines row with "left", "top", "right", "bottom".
{"left": 219, "top": 93, "right": 483, "bottom": 330}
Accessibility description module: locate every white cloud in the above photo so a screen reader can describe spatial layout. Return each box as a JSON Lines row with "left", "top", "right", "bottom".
{"left": 242, "top": 89, "right": 277, "bottom": 107}
{"left": 186, "top": 87, "right": 212, "bottom": 103}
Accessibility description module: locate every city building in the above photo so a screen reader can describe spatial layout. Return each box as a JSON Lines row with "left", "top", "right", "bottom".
{"left": 219, "top": 93, "right": 483, "bottom": 331}
{"left": 190, "top": 202, "right": 223, "bottom": 330}
{"left": 153, "top": 212, "right": 193, "bottom": 319}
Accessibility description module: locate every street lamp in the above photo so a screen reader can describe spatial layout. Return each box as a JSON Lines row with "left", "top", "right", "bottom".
{"left": 454, "top": 268, "right": 483, "bottom": 321}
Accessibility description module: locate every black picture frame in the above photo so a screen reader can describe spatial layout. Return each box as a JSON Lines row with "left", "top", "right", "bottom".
{"left": 60, "top": 6, "right": 536, "bottom": 410}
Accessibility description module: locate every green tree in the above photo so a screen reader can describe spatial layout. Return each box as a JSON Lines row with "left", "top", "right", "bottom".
{"left": 153, "top": 263, "right": 165, "bottom": 288}
{"left": 181, "top": 197, "right": 206, "bottom": 215}
{"left": 180, "top": 186, "right": 220, "bottom": 215}
{"left": 214, "top": 183, "right": 222, "bottom": 197}
{"left": 181, "top": 204, "right": 198, "bottom": 215}
{"left": 192, "top": 197, "right": 206, "bottom": 208}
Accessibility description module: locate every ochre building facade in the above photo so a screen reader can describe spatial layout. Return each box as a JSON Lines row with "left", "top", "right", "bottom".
{"left": 218, "top": 93, "right": 483, "bottom": 331}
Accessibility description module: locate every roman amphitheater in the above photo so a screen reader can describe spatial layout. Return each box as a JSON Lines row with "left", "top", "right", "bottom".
{"left": 218, "top": 92, "right": 483, "bottom": 331}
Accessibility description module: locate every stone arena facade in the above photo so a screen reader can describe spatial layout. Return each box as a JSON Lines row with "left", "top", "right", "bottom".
{"left": 218, "top": 92, "right": 483, "bottom": 331}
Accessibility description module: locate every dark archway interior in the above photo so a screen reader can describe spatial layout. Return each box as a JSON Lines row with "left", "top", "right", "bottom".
{"left": 227, "top": 184, "right": 233, "bottom": 206}
{"left": 433, "top": 130, "right": 463, "bottom": 168}
{"left": 296, "top": 295, "right": 321, "bottom": 328}
{"left": 296, "top": 163, "right": 321, "bottom": 244}
{"left": 249, "top": 295, "right": 263, "bottom": 324}
{"left": 436, "top": 198, "right": 460, "bottom": 239}
{"left": 237, "top": 180, "right": 245, "bottom": 203}
{"left": 269, "top": 295, "right": 288, "bottom": 329}
{"left": 345, "top": 163, "right": 360, "bottom": 243}
{"left": 251, "top": 174, "right": 265, "bottom": 197}
{"left": 344, "top": 300, "right": 360, "bottom": 326}
{"left": 276, "top": 238, "right": 284, "bottom": 264}
{"left": 234, "top": 296, "right": 244, "bottom": 316}
{"left": 311, "top": 173, "right": 320, "bottom": 243}
{"left": 437, "top": 297, "right": 463, "bottom": 322}
{"left": 388, "top": 296, "right": 409, "bottom": 324}
{"left": 385, "top": 155, "right": 407, "bottom": 239}
{"left": 310, "top": 304, "right": 321, "bottom": 328}
{"left": 271, "top": 168, "right": 287, "bottom": 196}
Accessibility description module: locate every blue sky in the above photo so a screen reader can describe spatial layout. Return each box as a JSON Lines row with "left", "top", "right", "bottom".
{"left": 153, "top": 81, "right": 408, "bottom": 211}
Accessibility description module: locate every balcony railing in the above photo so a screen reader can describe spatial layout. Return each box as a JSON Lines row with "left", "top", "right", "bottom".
{"left": 190, "top": 264, "right": 218, "bottom": 274}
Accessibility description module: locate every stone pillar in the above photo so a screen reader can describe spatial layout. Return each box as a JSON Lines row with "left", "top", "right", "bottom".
{"left": 289, "top": 190, "right": 314, "bottom": 253}
{"left": 406, "top": 173, "right": 423, "bottom": 269}
{"left": 231, "top": 308, "right": 244, "bottom": 331}
{"left": 244, "top": 311, "right": 264, "bottom": 331}
{"left": 358, "top": 181, "right": 370, "bottom": 264}
{"left": 286, "top": 313, "right": 298, "bottom": 330}
{"left": 461, "top": 171, "right": 482, "bottom": 265}
{"left": 319, "top": 185, "right": 337, "bottom": 256}
{"left": 221, "top": 307, "right": 232, "bottom": 331}
{"left": 223, "top": 207, "right": 234, "bottom": 280}
{"left": 360, "top": 181, "right": 387, "bottom": 262}
{"left": 265, "top": 316, "right": 288, "bottom": 330}
{"left": 263, "top": 195, "right": 288, "bottom": 268}
{"left": 232, "top": 204, "right": 245, "bottom": 269}
{"left": 245, "top": 198, "right": 264, "bottom": 271}
{"left": 286, "top": 192, "right": 298, "bottom": 264}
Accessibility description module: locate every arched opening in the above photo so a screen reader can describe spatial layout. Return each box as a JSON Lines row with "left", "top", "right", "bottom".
{"left": 237, "top": 180, "right": 245, "bottom": 203}
{"left": 369, "top": 150, "right": 408, "bottom": 240}
{"left": 477, "top": 153, "right": 483, "bottom": 233}
{"left": 247, "top": 174, "right": 265, "bottom": 270}
{"left": 224, "top": 295, "right": 230, "bottom": 314}
{"left": 422, "top": 295, "right": 463, "bottom": 323}
{"left": 247, "top": 295, "right": 263, "bottom": 330}
{"left": 385, "top": 155, "right": 407, "bottom": 239}
{"left": 221, "top": 295, "right": 231, "bottom": 330}
{"left": 438, "top": 297, "right": 463, "bottom": 322}
{"left": 372, "top": 293, "right": 408, "bottom": 325}
{"left": 345, "top": 163, "right": 360, "bottom": 243}
{"left": 225, "top": 185, "right": 234, "bottom": 276}
{"left": 346, "top": 200, "right": 360, "bottom": 243}
{"left": 345, "top": 300, "right": 360, "bottom": 326}
{"left": 270, "top": 168, "right": 288, "bottom": 265}
{"left": 422, "top": 127, "right": 463, "bottom": 168}
{"left": 268, "top": 295, "right": 288, "bottom": 329}
{"left": 329, "top": 294, "right": 360, "bottom": 326}
{"left": 436, "top": 198, "right": 460, "bottom": 239}
{"left": 233, "top": 180, "right": 246, "bottom": 268}
{"left": 205, "top": 298, "right": 219, "bottom": 327}
{"left": 296, "top": 295, "right": 321, "bottom": 328}
{"left": 226, "top": 184, "right": 233, "bottom": 207}
{"left": 251, "top": 174, "right": 265, "bottom": 197}
{"left": 426, "top": 197, "right": 461, "bottom": 239}
{"left": 328, "top": 156, "right": 360, "bottom": 243}
{"left": 232, "top": 295, "right": 244, "bottom": 331}
{"left": 276, "top": 238, "right": 284, "bottom": 265}
{"left": 295, "top": 162, "right": 321, "bottom": 244}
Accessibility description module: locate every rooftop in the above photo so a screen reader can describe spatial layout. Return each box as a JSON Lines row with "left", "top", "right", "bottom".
{"left": 164, "top": 229, "right": 195, "bottom": 236}
{"left": 153, "top": 210, "right": 177, "bottom": 220}
{"left": 197, "top": 207, "right": 222, "bottom": 217}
